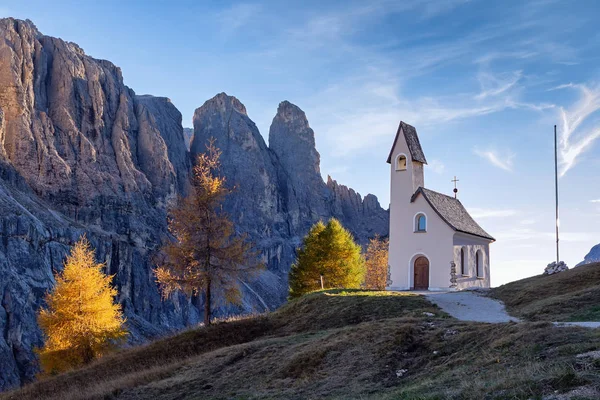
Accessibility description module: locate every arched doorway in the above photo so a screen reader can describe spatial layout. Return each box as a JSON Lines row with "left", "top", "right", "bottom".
{"left": 414, "top": 256, "right": 429, "bottom": 290}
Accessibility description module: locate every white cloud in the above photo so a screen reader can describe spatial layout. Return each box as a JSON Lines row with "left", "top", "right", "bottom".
{"left": 590, "top": 199, "right": 600, "bottom": 203}
{"left": 473, "top": 148, "right": 515, "bottom": 172}
{"left": 555, "top": 84, "right": 600, "bottom": 176}
{"left": 428, "top": 159, "right": 445, "bottom": 174}
{"left": 469, "top": 208, "right": 519, "bottom": 219}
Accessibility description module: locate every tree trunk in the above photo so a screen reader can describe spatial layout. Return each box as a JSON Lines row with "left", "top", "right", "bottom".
{"left": 204, "top": 279, "right": 211, "bottom": 326}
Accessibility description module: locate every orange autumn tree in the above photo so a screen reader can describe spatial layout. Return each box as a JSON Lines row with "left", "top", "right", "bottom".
{"left": 155, "top": 139, "right": 263, "bottom": 326}
{"left": 364, "top": 235, "right": 389, "bottom": 290}
{"left": 37, "top": 236, "right": 127, "bottom": 374}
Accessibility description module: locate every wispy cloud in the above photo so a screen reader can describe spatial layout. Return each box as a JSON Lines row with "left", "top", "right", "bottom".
{"left": 307, "top": 68, "right": 544, "bottom": 156}
{"left": 591, "top": 199, "right": 600, "bottom": 203}
{"left": 428, "top": 159, "right": 445, "bottom": 174}
{"left": 216, "top": 3, "right": 262, "bottom": 37}
{"left": 495, "top": 228, "right": 592, "bottom": 243}
{"left": 469, "top": 208, "right": 519, "bottom": 219}
{"left": 557, "top": 84, "right": 600, "bottom": 176}
{"left": 475, "top": 70, "right": 522, "bottom": 100}
{"left": 520, "top": 218, "right": 537, "bottom": 225}
{"left": 473, "top": 148, "right": 515, "bottom": 172}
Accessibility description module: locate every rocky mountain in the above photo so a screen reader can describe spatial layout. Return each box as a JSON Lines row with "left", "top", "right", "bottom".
{"left": 0, "top": 18, "right": 198, "bottom": 389}
{"left": 0, "top": 18, "right": 388, "bottom": 390}
{"left": 578, "top": 244, "right": 600, "bottom": 266}
{"left": 191, "top": 94, "right": 389, "bottom": 307}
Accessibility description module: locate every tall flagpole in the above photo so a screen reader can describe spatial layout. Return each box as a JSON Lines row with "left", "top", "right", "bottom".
{"left": 554, "top": 125, "right": 560, "bottom": 263}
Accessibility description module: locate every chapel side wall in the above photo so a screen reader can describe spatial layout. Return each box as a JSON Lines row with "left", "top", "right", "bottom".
{"left": 409, "top": 195, "right": 455, "bottom": 290}
{"left": 453, "top": 233, "right": 491, "bottom": 289}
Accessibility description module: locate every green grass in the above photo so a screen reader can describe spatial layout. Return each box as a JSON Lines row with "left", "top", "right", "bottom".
{"left": 570, "top": 306, "right": 600, "bottom": 322}
{"left": 491, "top": 262, "right": 600, "bottom": 322}
{"left": 4, "top": 290, "right": 600, "bottom": 400}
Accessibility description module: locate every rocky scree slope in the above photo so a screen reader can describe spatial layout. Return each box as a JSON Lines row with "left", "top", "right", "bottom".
{"left": 0, "top": 18, "right": 388, "bottom": 390}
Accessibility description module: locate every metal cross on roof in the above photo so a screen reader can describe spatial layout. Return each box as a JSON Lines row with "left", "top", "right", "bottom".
{"left": 452, "top": 176, "right": 459, "bottom": 199}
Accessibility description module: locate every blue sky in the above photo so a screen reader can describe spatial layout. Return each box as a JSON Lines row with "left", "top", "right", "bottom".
{"left": 3, "top": 0, "right": 600, "bottom": 286}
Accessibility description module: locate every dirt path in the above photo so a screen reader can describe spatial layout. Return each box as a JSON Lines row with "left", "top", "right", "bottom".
{"left": 424, "top": 291, "right": 519, "bottom": 323}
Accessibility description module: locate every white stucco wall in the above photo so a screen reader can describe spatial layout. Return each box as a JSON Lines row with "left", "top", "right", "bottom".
{"left": 387, "top": 129, "right": 455, "bottom": 291}
{"left": 453, "top": 233, "right": 491, "bottom": 288}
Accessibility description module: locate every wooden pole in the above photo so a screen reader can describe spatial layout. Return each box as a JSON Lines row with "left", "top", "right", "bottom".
{"left": 554, "top": 125, "right": 560, "bottom": 263}
{"left": 320, "top": 275, "right": 324, "bottom": 290}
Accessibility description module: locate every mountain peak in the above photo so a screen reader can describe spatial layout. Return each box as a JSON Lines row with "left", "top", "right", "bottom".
{"left": 195, "top": 92, "right": 247, "bottom": 118}
{"left": 269, "top": 100, "right": 320, "bottom": 178}
{"left": 275, "top": 100, "right": 310, "bottom": 127}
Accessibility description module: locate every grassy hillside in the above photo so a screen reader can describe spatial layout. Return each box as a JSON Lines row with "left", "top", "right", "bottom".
{"left": 491, "top": 262, "right": 600, "bottom": 322}
{"left": 4, "top": 290, "right": 600, "bottom": 400}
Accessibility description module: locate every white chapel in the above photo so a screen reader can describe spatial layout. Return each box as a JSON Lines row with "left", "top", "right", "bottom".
{"left": 386, "top": 121, "right": 495, "bottom": 291}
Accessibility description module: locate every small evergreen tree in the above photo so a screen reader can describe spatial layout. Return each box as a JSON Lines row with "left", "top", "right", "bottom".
{"left": 364, "top": 235, "right": 389, "bottom": 290}
{"left": 289, "top": 218, "right": 365, "bottom": 298}
{"left": 37, "top": 236, "right": 127, "bottom": 374}
{"left": 155, "top": 139, "right": 263, "bottom": 326}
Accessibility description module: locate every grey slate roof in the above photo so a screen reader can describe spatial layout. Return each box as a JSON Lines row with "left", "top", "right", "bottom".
{"left": 386, "top": 121, "right": 427, "bottom": 164}
{"left": 412, "top": 187, "right": 495, "bottom": 241}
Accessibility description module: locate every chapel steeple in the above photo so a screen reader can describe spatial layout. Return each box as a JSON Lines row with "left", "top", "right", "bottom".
{"left": 387, "top": 121, "right": 427, "bottom": 195}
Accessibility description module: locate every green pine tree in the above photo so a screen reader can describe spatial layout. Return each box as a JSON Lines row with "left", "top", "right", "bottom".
{"left": 288, "top": 218, "right": 365, "bottom": 298}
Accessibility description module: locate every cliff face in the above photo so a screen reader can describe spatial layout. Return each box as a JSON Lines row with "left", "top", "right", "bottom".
{"left": 183, "top": 127, "right": 194, "bottom": 150}
{"left": 0, "top": 18, "right": 388, "bottom": 390}
{"left": 0, "top": 18, "right": 197, "bottom": 389}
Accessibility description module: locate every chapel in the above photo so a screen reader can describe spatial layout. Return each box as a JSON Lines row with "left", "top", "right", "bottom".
{"left": 386, "top": 121, "right": 495, "bottom": 291}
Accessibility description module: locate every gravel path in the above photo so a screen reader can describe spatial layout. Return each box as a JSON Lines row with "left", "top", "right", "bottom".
{"left": 554, "top": 321, "right": 600, "bottom": 328}
{"left": 423, "top": 291, "right": 600, "bottom": 328}
{"left": 424, "top": 291, "right": 519, "bottom": 323}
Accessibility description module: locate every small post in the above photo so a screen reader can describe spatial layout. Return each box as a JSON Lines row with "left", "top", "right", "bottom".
{"left": 320, "top": 275, "right": 324, "bottom": 290}
{"left": 554, "top": 125, "right": 560, "bottom": 264}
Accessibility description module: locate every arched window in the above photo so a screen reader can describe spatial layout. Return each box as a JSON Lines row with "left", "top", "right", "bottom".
{"left": 395, "top": 154, "right": 407, "bottom": 171}
{"left": 476, "top": 250, "right": 483, "bottom": 278}
{"left": 415, "top": 213, "right": 426, "bottom": 232}
{"left": 460, "top": 247, "right": 466, "bottom": 275}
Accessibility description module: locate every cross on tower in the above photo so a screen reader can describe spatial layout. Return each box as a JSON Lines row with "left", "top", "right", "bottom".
{"left": 451, "top": 176, "right": 459, "bottom": 199}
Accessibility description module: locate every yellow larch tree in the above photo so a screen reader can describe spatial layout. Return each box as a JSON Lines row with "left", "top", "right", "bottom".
{"left": 364, "top": 235, "right": 389, "bottom": 290}
{"left": 37, "top": 236, "right": 127, "bottom": 374}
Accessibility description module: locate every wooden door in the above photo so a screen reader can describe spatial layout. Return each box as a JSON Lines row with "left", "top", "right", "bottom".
{"left": 414, "top": 257, "right": 429, "bottom": 290}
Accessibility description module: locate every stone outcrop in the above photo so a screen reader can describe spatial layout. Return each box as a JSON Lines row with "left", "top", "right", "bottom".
{"left": 0, "top": 18, "right": 389, "bottom": 390}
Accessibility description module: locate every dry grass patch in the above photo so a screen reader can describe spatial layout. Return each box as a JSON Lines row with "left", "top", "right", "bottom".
{"left": 5, "top": 290, "right": 600, "bottom": 399}
{"left": 491, "top": 262, "right": 600, "bottom": 321}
